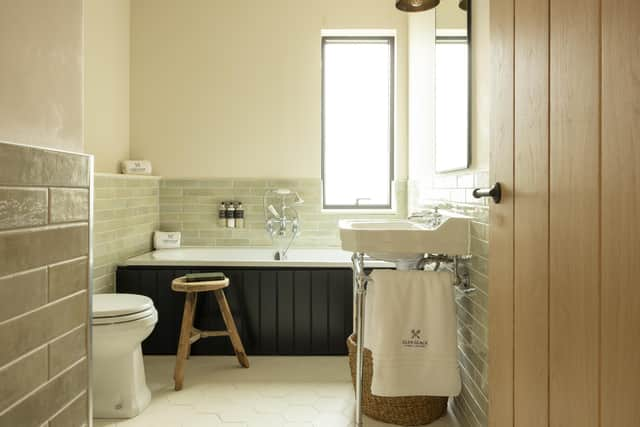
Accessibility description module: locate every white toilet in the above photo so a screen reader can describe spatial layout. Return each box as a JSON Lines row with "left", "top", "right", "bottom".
{"left": 92, "top": 293, "right": 158, "bottom": 419}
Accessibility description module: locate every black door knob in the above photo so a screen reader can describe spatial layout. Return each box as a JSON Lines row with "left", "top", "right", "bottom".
{"left": 472, "top": 183, "right": 502, "bottom": 204}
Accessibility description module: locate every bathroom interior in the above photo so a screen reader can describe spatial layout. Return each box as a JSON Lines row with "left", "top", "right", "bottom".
{"left": 0, "top": 0, "right": 638, "bottom": 426}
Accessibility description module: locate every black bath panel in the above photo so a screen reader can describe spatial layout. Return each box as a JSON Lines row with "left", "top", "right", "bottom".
{"left": 116, "top": 266, "right": 354, "bottom": 356}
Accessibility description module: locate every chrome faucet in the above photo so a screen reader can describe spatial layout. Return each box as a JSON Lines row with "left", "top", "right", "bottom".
{"left": 428, "top": 207, "right": 443, "bottom": 227}
{"left": 409, "top": 206, "right": 444, "bottom": 228}
{"left": 264, "top": 189, "right": 304, "bottom": 259}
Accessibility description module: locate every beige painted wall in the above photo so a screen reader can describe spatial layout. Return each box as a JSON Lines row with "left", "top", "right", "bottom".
{"left": 130, "top": 0, "right": 408, "bottom": 179}
{"left": 408, "top": 0, "right": 489, "bottom": 182}
{"left": 0, "top": 0, "right": 84, "bottom": 153}
{"left": 437, "top": 0, "right": 467, "bottom": 30}
{"left": 84, "top": 0, "right": 131, "bottom": 173}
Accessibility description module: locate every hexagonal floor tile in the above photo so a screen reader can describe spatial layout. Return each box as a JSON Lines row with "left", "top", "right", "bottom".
{"left": 283, "top": 405, "right": 320, "bottom": 422}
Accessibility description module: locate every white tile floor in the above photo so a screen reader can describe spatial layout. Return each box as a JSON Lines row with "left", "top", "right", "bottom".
{"left": 94, "top": 356, "right": 461, "bottom": 427}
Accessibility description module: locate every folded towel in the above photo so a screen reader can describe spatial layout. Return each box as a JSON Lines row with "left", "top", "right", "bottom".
{"left": 185, "top": 272, "right": 226, "bottom": 283}
{"left": 363, "top": 270, "right": 461, "bottom": 397}
{"left": 121, "top": 160, "right": 152, "bottom": 175}
{"left": 153, "top": 231, "right": 181, "bottom": 249}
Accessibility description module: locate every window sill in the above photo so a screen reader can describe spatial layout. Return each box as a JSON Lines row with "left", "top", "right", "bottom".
{"left": 320, "top": 208, "right": 398, "bottom": 215}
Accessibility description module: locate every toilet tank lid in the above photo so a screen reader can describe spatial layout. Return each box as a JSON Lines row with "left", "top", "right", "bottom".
{"left": 93, "top": 293, "right": 154, "bottom": 318}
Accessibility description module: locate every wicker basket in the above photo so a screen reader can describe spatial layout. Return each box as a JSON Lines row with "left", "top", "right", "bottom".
{"left": 347, "top": 334, "right": 448, "bottom": 426}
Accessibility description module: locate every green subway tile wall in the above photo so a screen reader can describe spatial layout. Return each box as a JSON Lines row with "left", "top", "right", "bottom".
{"left": 409, "top": 171, "right": 490, "bottom": 427}
{"left": 93, "top": 176, "right": 406, "bottom": 292}
{"left": 0, "top": 141, "right": 90, "bottom": 427}
{"left": 93, "top": 174, "right": 160, "bottom": 293}
{"left": 159, "top": 179, "right": 407, "bottom": 248}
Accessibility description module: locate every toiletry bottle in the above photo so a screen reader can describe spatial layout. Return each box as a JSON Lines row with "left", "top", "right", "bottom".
{"left": 218, "top": 202, "right": 226, "bottom": 227}
{"left": 226, "top": 202, "right": 235, "bottom": 228}
{"left": 235, "top": 202, "right": 245, "bottom": 228}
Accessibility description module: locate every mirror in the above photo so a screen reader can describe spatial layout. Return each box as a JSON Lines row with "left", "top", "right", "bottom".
{"left": 434, "top": 0, "right": 470, "bottom": 172}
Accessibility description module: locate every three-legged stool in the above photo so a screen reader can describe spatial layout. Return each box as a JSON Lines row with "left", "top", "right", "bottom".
{"left": 171, "top": 275, "right": 249, "bottom": 390}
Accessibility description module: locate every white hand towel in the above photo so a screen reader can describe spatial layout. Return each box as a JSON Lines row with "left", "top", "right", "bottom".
{"left": 364, "top": 269, "right": 461, "bottom": 397}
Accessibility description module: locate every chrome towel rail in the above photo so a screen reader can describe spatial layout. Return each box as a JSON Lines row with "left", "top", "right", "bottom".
{"left": 417, "top": 254, "right": 475, "bottom": 293}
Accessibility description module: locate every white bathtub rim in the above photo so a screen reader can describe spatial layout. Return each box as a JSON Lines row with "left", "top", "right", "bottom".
{"left": 122, "top": 246, "right": 392, "bottom": 268}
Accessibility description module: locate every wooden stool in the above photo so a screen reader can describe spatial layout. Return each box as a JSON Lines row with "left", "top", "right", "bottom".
{"left": 171, "top": 276, "right": 249, "bottom": 391}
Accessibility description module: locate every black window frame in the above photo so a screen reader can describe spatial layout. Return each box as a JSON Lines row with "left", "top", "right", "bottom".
{"left": 321, "top": 35, "right": 396, "bottom": 210}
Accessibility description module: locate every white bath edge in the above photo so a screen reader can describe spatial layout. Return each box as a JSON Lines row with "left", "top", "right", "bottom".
{"left": 123, "top": 247, "right": 392, "bottom": 268}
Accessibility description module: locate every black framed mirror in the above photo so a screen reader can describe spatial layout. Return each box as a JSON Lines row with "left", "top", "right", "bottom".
{"left": 434, "top": 0, "right": 471, "bottom": 172}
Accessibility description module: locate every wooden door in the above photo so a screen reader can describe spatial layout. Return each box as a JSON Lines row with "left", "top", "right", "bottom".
{"left": 488, "top": 0, "right": 640, "bottom": 426}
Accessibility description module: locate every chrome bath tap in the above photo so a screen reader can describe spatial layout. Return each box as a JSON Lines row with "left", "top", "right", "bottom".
{"left": 263, "top": 189, "right": 304, "bottom": 259}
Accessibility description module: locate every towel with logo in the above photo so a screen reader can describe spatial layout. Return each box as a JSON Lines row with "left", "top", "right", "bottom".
{"left": 363, "top": 269, "right": 461, "bottom": 397}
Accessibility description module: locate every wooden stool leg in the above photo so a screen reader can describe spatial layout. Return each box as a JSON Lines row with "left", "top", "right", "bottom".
{"left": 214, "top": 289, "right": 250, "bottom": 368}
{"left": 174, "top": 292, "right": 197, "bottom": 390}
{"left": 186, "top": 293, "right": 198, "bottom": 360}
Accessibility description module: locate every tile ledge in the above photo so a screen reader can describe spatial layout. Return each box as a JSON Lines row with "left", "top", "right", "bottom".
{"left": 94, "top": 173, "right": 161, "bottom": 180}
{"left": 0, "top": 139, "right": 91, "bottom": 158}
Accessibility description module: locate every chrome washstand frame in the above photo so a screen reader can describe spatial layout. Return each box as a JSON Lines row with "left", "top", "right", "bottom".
{"left": 349, "top": 253, "right": 473, "bottom": 426}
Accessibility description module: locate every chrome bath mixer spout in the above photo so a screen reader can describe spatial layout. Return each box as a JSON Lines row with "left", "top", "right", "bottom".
{"left": 263, "top": 189, "right": 304, "bottom": 259}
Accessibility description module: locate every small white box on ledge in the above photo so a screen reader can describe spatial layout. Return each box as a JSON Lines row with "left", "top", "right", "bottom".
{"left": 154, "top": 231, "right": 181, "bottom": 249}
{"left": 121, "top": 160, "right": 153, "bottom": 175}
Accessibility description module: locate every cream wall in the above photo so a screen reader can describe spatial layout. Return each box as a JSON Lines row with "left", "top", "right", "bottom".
{"left": 130, "top": 0, "right": 408, "bottom": 179}
{"left": 437, "top": 0, "right": 467, "bottom": 30}
{"left": 0, "top": 0, "right": 84, "bottom": 153}
{"left": 84, "top": 0, "right": 131, "bottom": 173}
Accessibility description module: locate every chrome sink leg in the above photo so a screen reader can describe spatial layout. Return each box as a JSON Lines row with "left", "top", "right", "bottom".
{"left": 352, "top": 253, "right": 367, "bottom": 427}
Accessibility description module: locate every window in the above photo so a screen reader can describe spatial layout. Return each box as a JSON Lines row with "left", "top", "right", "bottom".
{"left": 321, "top": 35, "right": 395, "bottom": 209}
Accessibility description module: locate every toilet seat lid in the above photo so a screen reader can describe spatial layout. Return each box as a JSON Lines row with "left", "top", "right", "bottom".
{"left": 93, "top": 294, "right": 154, "bottom": 318}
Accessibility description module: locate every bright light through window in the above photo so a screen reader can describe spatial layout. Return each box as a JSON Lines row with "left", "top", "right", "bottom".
{"left": 322, "top": 36, "right": 394, "bottom": 209}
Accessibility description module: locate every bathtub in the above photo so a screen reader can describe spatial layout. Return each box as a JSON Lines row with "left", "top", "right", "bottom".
{"left": 118, "top": 247, "right": 391, "bottom": 356}
{"left": 124, "top": 246, "right": 390, "bottom": 268}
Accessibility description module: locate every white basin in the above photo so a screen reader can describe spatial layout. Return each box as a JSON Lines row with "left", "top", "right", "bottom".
{"left": 339, "top": 213, "right": 470, "bottom": 263}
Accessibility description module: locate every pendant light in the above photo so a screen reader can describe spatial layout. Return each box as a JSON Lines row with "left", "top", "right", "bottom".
{"left": 395, "top": 0, "right": 440, "bottom": 12}
{"left": 458, "top": 0, "right": 468, "bottom": 11}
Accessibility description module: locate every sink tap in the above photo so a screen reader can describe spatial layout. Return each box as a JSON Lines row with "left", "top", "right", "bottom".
{"left": 427, "top": 207, "right": 443, "bottom": 227}
{"left": 408, "top": 211, "right": 426, "bottom": 221}
{"left": 409, "top": 207, "right": 444, "bottom": 227}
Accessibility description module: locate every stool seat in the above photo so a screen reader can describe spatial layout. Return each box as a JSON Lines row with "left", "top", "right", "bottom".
{"left": 171, "top": 275, "right": 249, "bottom": 391}
{"left": 171, "top": 276, "right": 229, "bottom": 292}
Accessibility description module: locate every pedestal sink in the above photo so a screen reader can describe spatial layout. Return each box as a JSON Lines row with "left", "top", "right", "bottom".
{"left": 339, "top": 212, "right": 470, "bottom": 264}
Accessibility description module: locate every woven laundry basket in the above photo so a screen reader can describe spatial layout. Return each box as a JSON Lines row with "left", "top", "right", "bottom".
{"left": 347, "top": 334, "right": 448, "bottom": 426}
